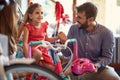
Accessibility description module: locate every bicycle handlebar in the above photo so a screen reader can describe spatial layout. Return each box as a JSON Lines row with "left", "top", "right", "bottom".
{"left": 29, "top": 38, "right": 77, "bottom": 51}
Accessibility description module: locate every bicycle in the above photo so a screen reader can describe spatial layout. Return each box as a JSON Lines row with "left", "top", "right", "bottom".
{"left": 28, "top": 38, "right": 77, "bottom": 80}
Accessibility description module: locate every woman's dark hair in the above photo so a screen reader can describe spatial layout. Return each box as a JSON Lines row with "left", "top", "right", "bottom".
{"left": 0, "top": 0, "right": 15, "bottom": 11}
{"left": 76, "top": 2, "right": 98, "bottom": 20}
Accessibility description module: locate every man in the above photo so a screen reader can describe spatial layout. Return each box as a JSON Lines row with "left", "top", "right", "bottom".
{"left": 60, "top": 2, "right": 120, "bottom": 80}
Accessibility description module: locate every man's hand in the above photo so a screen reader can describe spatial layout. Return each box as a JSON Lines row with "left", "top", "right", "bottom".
{"left": 58, "top": 32, "right": 67, "bottom": 44}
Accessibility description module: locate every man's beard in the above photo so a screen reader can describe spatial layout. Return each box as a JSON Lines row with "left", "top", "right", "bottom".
{"left": 78, "top": 21, "right": 89, "bottom": 30}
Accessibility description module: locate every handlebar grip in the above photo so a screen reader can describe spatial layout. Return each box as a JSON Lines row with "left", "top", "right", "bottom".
{"left": 68, "top": 38, "right": 77, "bottom": 43}
{"left": 29, "top": 41, "right": 42, "bottom": 46}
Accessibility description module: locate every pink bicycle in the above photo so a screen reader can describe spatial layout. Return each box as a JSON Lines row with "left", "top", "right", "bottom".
{"left": 28, "top": 38, "right": 76, "bottom": 80}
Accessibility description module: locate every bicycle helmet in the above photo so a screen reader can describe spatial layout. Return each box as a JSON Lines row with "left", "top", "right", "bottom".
{"left": 71, "top": 58, "right": 96, "bottom": 75}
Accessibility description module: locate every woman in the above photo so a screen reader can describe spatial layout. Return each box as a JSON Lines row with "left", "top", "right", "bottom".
{"left": 0, "top": 0, "right": 19, "bottom": 59}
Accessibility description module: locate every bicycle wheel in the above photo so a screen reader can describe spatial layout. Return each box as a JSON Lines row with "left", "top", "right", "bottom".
{"left": 4, "top": 64, "right": 63, "bottom": 80}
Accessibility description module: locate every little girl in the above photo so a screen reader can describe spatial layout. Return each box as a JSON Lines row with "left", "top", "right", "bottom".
{"left": 22, "top": 3, "right": 63, "bottom": 80}
{"left": 22, "top": 3, "right": 60, "bottom": 71}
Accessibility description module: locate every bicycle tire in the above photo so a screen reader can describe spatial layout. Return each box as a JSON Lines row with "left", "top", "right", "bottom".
{"left": 4, "top": 63, "right": 63, "bottom": 80}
